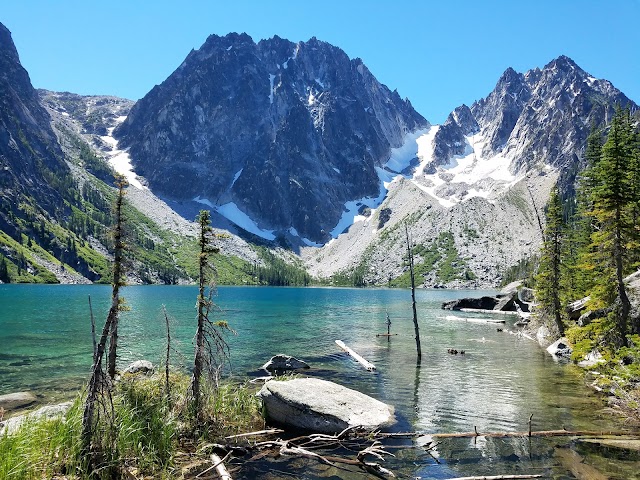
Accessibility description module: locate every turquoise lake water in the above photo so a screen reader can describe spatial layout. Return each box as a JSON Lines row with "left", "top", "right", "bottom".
{"left": 1, "top": 284, "right": 638, "bottom": 478}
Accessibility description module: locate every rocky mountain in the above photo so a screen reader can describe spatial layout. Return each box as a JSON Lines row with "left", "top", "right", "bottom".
{"left": 0, "top": 23, "right": 70, "bottom": 226}
{"left": 304, "top": 56, "right": 638, "bottom": 287}
{"left": 115, "top": 33, "right": 428, "bottom": 244}
{"left": 426, "top": 56, "right": 637, "bottom": 204}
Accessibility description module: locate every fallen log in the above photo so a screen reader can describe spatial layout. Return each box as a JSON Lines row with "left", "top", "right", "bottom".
{"left": 459, "top": 308, "right": 518, "bottom": 316}
{"left": 335, "top": 340, "right": 376, "bottom": 371}
{"left": 444, "top": 475, "right": 542, "bottom": 480}
{"left": 428, "top": 428, "right": 636, "bottom": 439}
{"left": 225, "top": 428, "right": 283, "bottom": 439}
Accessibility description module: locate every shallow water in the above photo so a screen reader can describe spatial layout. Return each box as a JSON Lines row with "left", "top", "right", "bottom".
{"left": 1, "top": 285, "right": 638, "bottom": 478}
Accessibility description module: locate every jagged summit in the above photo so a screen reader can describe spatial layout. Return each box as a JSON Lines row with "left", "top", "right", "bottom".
{"left": 115, "top": 34, "right": 428, "bottom": 243}
{"left": 412, "top": 55, "right": 638, "bottom": 209}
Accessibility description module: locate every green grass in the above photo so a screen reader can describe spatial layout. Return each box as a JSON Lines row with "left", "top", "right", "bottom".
{"left": 0, "top": 373, "right": 264, "bottom": 479}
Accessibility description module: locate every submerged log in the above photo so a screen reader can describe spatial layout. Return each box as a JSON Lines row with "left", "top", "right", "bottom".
{"left": 428, "top": 428, "right": 635, "bottom": 439}
{"left": 335, "top": 340, "right": 376, "bottom": 371}
{"left": 445, "top": 475, "right": 542, "bottom": 480}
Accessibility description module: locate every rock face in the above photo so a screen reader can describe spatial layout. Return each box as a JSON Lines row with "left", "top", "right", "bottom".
{"left": 0, "top": 22, "right": 70, "bottom": 232}
{"left": 261, "top": 354, "right": 310, "bottom": 374}
{"left": 0, "top": 391, "right": 37, "bottom": 411}
{"left": 116, "top": 33, "right": 428, "bottom": 243}
{"left": 257, "top": 378, "right": 396, "bottom": 433}
{"left": 431, "top": 55, "right": 638, "bottom": 195}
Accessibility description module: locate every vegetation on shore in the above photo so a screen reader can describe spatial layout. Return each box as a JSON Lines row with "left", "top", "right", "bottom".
{"left": 0, "top": 375, "right": 263, "bottom": 479}
{"left": 534, "top": 106, "right": 640, "bottom": 419}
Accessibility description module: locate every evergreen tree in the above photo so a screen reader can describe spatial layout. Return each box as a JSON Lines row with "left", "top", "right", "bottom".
{"left": 535, "top": 185, "right": 566, "bottom": 335}
{"left": 0, "top": 256, "right": 10, "bottom": 283}
{"left": 107, "top": 175, "right": 128, "bottom": 379}
{"left": 189, "top": 210, "right": 229, "bottom": 425}
{"left": 589, "top": 107, "right": 636, "bottom": 343}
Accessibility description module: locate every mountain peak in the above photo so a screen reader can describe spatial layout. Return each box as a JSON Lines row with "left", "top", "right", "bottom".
{"left": 544, "top": 54, "right": 580, "bottom": 72}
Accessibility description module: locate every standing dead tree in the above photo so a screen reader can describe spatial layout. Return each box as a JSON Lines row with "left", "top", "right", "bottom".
{"left": 81, "top": 175, "right": 128, "bottom": 468}
{"left": 189, "top": 210, "right": 231, "bottom": 425}
{"left": 405, "top": 223, "right": 421, "bottom": 362}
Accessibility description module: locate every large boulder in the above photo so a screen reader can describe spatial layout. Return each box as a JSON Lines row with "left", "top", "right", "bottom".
{"left": 122, "top": 360, "right": 154, "bottom": 375}
{"left": 262, "top": 355, "right": 310, "bottom": 374}
{"left": 546, "top": 337, "right": 572, "bottom": 358}
{"left": 0, "top": 402, "right": 72, "bottom": 436}
{"left": 257, "top": 378, "right": 396, "bottom": 433}
{"left": 0, "top": 391, "right": 37, "bottom": 412}
{"left": 442, "top": 296, "right": 498, "bottom": 311}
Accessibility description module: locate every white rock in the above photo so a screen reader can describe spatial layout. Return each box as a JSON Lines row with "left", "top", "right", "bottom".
{"left": 0, "top": 402, "right": 72, "bottom": 436}
{"left": 0, "top": 391, "right": 37, "bottom": 411}
{"left": 257, "top": 378, "right": 395, "bottom": 433}
{"left": 123, "top": 360, "right": 154, "bottom": 375}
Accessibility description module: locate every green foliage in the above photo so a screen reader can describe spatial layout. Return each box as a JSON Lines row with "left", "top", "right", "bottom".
{"left": 535, "top": 186, "right": 567, "bottom": 335}
{"left": 389, "top": 231, "right": 468, "bottom": 287}
{"left": 255, "top": 248, "right": 311, "bottom": 286}
{"left": 500, "top": 255, "right": 538, "bottom": 287}
{"left": 0, "top": 375, "right": 263, "bottom": 479}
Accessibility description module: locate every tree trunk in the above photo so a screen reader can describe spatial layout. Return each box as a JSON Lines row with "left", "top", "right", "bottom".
{"left": 405, "top": 224, "right": 421, "bottom": 362}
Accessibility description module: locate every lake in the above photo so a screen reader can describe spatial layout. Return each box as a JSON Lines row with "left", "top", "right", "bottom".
{"left": 1, "top": 284, "right": 638, "bottom": 478}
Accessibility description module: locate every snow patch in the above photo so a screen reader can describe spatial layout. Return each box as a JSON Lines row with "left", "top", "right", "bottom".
{"left": 333, "top": 167, "right": 341, "bottom": 174}
{"left": 109, "top": 151, "right": 145, "bottom": 189}
{"left": 194, "top": 197, "right": 276, "bottom": 241}
{"left": 269, "top": 74, "right": 276, "bottom": 104}
{"left": 99, "top": 119, "right": 146, "bottom": 190}
{"left": 230, "top": 168, "right": 243, "bottom": 188}
{"left": 315, "top": 78, "right": 325, "bottom": 88}
{"left": 384, "top": 128, "right": 430, "bottom": 173}
{"left": 411, "top": 128, "right": 522, "bottom": 208}
{"left": 226, "top": 46, "right": 233, "bottom": 51}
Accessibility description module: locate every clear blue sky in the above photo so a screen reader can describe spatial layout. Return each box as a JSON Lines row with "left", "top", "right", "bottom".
{"left": 2, "top": 0, "right": 638, "bottom": 124}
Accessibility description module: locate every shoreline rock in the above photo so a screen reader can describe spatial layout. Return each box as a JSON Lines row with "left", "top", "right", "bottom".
{"left": 0, "top": 391, "right": 37, "bottom": 412}
{"left": 257, "top": 378, "right": 396, "bottom": 434}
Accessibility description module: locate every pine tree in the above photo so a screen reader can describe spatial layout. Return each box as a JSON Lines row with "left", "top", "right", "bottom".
{"left": 107, "top": 175, "right": 128, "bottom": 379}
{"left": 189, "top": 210, "right": 228, "bottom": 425}
{"left": 589, "top": 106, "right": 635, "bottom": 344}
{"left": 0, "top": 256, "right": 10, "bottom": 283}
{"left": 536, "top": 185, "right": 566, "bottom": 335}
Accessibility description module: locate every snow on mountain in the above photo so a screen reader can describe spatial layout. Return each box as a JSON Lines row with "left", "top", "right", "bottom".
{"left": 100, "top": 118, "right": 146, "bottom": 189}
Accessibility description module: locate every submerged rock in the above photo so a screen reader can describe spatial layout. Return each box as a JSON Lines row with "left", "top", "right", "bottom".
{"left": 262, "top": 354, "right": 310, "bottom": 374}
{"left": 257, "top": 378, "right": 396, "bottom": 433}
{"left": 0, "top": 391, "right": 37, "bottom": 411}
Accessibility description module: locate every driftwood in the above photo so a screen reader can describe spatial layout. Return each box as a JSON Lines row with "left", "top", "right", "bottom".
{"left": 445, "top": 476, "right": 542, "bottom": 480}
{"left": 335, "top": 340, "right": 376, "bottom": 371}
{"left": 225, "top": 428, "right": 283, "bottom": 439}
{"left": 195, "top": 452, "right": 232, "bottom": 479}
{"left": 421, "top": 428, "right": 636, "bottom": 439}
{"left": 459, "top": 308, "right": 518, "bottom": 316}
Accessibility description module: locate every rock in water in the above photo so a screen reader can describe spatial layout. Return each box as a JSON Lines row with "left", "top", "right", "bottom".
{"left": 262, "top": 354, "right": 310, "bottom": 373}
{"left": 0, "top": 391, "right": 37, "bottom": 411}
{"left": 546, "top": 337, "right": 572, "bottom": 358}
{"left": 257, "top": 378, "right": 396, "bottom": 433}
{"left": 122, "top": 360, "right": 154, "bottom": 375}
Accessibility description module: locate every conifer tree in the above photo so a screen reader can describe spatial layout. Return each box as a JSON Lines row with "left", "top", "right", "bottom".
{"left": 0, "top": 256, "right": 9, "bottom": 283}
{"left": 589, "top": 107, "right": 635, "bottom": 344}
{"left": 536, "top": 185, "right": 566, "bottom": 335}
{"left": 190, "top": 210, "right": 228, "bottom": 424}
{"left": 107, "top": 175, "right": 128, "bottom": 379}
